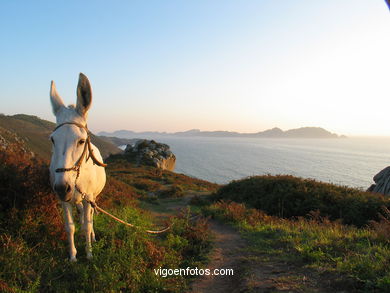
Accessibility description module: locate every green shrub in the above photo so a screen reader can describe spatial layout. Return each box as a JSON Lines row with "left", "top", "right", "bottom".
{"left": 189, "top": 195, "right": 210, "bottom": 207}
{"left": 214, "top": 175, "right": 389, "bottom": 226}
{"left": 159, "top": 185, "right": 185, "bottom": 198}
{"left": 133, "top": 178, "right": 162, "bottom": 192}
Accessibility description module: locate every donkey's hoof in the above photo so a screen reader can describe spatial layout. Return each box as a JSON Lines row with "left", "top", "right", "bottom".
{"left": 69, "top": 256, "right": 77, "bottom": 262}
{"left": 86, "top": 252, "right": 93, "bottom": 260}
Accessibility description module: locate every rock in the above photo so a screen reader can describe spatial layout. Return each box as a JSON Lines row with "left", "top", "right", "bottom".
{"left": 124, "top": 139, "right": 176, "bottom": 171}
{"left": 367, "top": 166, "right": 390, "bottom": 195}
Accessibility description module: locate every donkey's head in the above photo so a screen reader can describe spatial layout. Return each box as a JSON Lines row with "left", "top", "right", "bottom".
{"left": 49, "top": 73, "right": 92, "bottom": 202}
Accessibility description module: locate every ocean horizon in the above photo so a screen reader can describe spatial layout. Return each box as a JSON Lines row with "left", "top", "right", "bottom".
{"left": 122, "top": 136, "right": 390, "bottom": 189}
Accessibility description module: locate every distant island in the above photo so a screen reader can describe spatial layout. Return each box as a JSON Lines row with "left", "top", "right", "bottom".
{"left": 99, "top": 127, "right": 346, "bottom": 139}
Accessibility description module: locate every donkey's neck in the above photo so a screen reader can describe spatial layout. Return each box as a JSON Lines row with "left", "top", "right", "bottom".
{"left": 56, "top": 105, "right": 87, "bottom": 126}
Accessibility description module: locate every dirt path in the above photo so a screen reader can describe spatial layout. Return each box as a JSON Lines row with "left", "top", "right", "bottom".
{"left": 143, "top": 193, "right": 334, "bottom": 293}
{"left": 190, "top": 219, "right": 247, "bottom": 293}
{"left": 189, "top": 219, "right": 333, "bottom": 293}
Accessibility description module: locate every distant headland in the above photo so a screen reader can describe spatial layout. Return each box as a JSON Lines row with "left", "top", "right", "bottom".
{"left": 99, "top": 127, "right": 346, "bottom": 139}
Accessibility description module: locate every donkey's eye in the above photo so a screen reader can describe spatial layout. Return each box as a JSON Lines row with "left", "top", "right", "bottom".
{"left": 78, "top": 139, "right": 86, "bottom": 145}
{"left": 51, "top": 137, "right": 55, "bottom": 145}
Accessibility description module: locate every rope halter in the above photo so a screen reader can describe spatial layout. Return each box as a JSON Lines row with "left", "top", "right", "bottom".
{"left": 52, "top": 121, "right": 107, "bottom": 213}
{"left": 53, "top": 122, "right": 107, "bottom": 179}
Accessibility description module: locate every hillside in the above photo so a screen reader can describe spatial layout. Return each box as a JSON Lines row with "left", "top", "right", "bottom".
{"left": 0, "top": 124, "right": 218, "bottom": 292}
{"left": 0, "top": 114, "right": 121, "bottom": 160}
{"left": 99, "top": 126, "right": 343, "bottom": 139}
{"left": 213, "top": 175, "right": 389, "bottom": 226}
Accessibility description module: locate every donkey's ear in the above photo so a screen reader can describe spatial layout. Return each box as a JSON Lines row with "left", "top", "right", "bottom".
{"left": 76, "top": 73, "right": 92, "bottom": 117}
{"left": 50, "top": 81, "right": 65, "bottom": 115}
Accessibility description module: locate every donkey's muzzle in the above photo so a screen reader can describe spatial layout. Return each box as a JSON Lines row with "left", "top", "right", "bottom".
{"left": 54, "top": 183, "right": 72, "bottom": 202}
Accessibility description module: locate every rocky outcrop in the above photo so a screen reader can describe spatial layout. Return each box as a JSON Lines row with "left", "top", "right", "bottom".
{"left": 367, "top": 166, "right": 390, "bottom": 195}
{"left": 124, "top": 139, "right": 176, "bottom": 171}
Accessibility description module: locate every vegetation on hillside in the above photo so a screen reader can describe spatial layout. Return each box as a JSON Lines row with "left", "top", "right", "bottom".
{"left": 105, "top": 156, "right": 218, "bottom": 197}
{"left": 0, "top": 114, "right": 121, "bottom": 160}
{"left": 0, "top": 138, "right": 215, "bottom": 292}
{"left": 214, "top": 175, "right": 389, "bottom": 227}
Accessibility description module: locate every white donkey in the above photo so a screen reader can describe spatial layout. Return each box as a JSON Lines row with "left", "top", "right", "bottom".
{"left": 49, "top": 73, "right": 106, "bottom": 261}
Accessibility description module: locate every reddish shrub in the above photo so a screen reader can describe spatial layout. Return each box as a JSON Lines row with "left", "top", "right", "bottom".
{"left": 0, "top": 143, "right": 64, "bottom": 243}
{"left": 99, "top": 177, "right": 138, "bottom": 208}
{"left": 370, "top": 207, "right": 390, "bottom": 241}
{"left": 144, "top": 240, "right": 166, "bottom": 268}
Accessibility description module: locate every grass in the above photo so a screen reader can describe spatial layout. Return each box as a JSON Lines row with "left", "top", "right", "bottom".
{"left": 105, "top": 157, "right": 218, "bottom": 196}
{"left": 1, "top": 205, "right": 212, "bottom": 292}
{"left": 203, "top": 200, "right": 390, "bottom": 292}
{"left": 139, "top": 198, "right": 185, "bottom": 215}
{"left": 0, "top": 140, "right": 215, "bottom": 292}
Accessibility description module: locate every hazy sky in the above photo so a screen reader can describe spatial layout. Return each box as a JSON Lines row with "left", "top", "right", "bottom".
{"left": 0, "top": 1, "right": 389, "bottom": 136}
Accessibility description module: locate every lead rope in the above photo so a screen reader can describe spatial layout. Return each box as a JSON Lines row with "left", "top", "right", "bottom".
{"left": 75, "top": 185, "right": 172, "bottom": 234}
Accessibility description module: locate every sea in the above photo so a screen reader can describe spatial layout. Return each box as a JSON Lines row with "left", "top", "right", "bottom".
{"left": 122, "top": 136, "right": 390, "bottom": 189}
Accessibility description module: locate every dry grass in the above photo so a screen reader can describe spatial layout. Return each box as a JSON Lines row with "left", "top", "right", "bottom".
{"left": 370, "top": 207, "right": 390, "bottom": 241}
{"left": 205, "top": 200, "right": 390, "bottom": 292}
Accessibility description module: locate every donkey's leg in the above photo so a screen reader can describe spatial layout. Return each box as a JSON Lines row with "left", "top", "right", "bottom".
{"left": 82, "top": 201, "right": 93, "bottom": 259}
{"left": 90, "top": 208, "right": 96, "bottom": 243}
{"left": 81, "top": 206, "right": 96, "bottom": 242}
{"left": 62, "top": 202, "right": 77, "bottom": 262}
{"left": 76, "top": 202, "right": 84, "bottom": 226}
